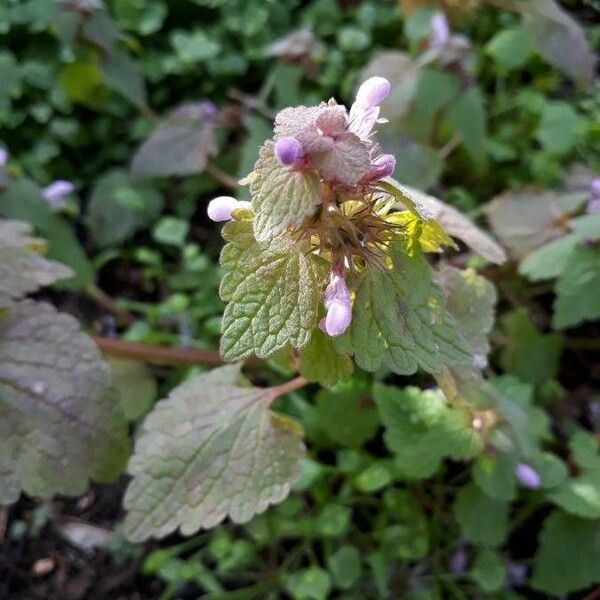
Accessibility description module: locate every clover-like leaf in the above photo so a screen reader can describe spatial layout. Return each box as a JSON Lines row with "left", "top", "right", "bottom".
{"left": 0, "top": 300, "right": 130, "bottom": 504}
{"left": 553, "top": 246, "right": 600, "bottom": 329}
{"left": 531, "top": 511, "right": 600, "bottom": 595}
{"left": 219, "top": 215, "right": 323, "bottom": 361}
{"left": 454, "top": 482, "right": 509, "bottom": 547}
{"left": 0, "top": 219, "right": 73, "bottom": 308}
{"left": 485, "top": 189, "right": 587, "bottom": 258}
{"left": 437, "top": 265, "right": 497, "bottom": 361}
{"left": 335, "top": 244, "right": 472, "bottom": 376}
{"left": 123, "top": 365, "right": 305, "bottom": 542}
{"left": 248, "top": 141, "right": 320, "bottom": 242}
{"left": 131, "top": 102, "right": 217, "bottom": 178}
{"left": 374, "top": 383, "right": 483, "bottom": 479}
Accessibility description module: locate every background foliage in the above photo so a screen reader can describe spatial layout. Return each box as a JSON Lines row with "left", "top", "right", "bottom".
{"left": 0, "top": 0, "right": 599, "bottom": 598}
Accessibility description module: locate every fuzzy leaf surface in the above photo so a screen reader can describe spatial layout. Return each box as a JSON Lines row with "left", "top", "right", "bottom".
{"left": 123, "top": 365, "right": 305, "bottom": 541}
{"left": 249, "top": 141, "right": 320, "bottom": 242}
{"left": 219, "top": 215, "right": 322, "bottom": 361}
{"left": 335, "top": 245, "right": 472, "bottom": 376}
{"left": 0, "top": 301, "right": 129, "bottom": 504}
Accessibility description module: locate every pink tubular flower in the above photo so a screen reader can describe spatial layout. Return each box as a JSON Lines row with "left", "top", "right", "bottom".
{"left": 319, "top": 271, "right": 352, "bottom": 337}
{"left": 275, "top": 136, "right": 303, "bottom": 165}
{"left": 354, "top": 77, "right": 391, "bottom": 109}
{"left": 429, "top": 12, "right": 450, "bottom": 48}
{"left": 42, "top": 180, "right": 74, "bottom": 208}
{"left": 361, "top": 154, "right": 396, "bottom": 183}
{"left": 515, "top": 463, "right": 541, "bottom": 490}
{"left": 207, "top": 196, "right": 249, "bottom": 222}
{"left": 349, "top": 77, "right": 390, "bottom": 140}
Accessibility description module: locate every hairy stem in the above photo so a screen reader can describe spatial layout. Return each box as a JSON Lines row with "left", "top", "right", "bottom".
{"left": 93, "top": 336, "right": 224, "bottom": 366}
{"left": 268, "top": 376, "right": 309, "bottom": 400}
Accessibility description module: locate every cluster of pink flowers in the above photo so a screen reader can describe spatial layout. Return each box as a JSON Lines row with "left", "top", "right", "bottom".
{"left": 208, "top": 77, "right": 396, "bottom": 338}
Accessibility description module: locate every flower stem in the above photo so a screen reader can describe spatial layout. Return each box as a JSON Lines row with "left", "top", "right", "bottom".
{"left": 206, "top": 162, "right": 239, "bottom": 191}
{"left": 86, "top": 285, "right": 136, "bottom": 326}
{"left": 268, "top": 376, "right": 309, "bottom": 400}
{"left": 93, "top": 336, "right": 224, "bottom": 366}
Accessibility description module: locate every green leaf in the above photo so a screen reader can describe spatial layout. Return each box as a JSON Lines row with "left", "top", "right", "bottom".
{"left": 328, "top": 545, "right": 362, "bottom": 590}
{"left": 87, "top": 169, "right": 163, "bottom": 247}
{"left": 108, "top": 358, "right": 157, "bottom": 421}
{"left": 298, "top": 329, "right": 353, "bottom": 388}
{"left": 248, "top": 141, "right": 320, "bottom": 242}
{"left": 473, "top": 452, "right": 518, "bottom": 502}
{"left": 354, "top": 462, "right": 393, "bottom": 493}
{"left": 499, "top": 308, "right": 562, "bottom": 386}
{"left": 315, "top": 504, "right": 352, "bottom": 537}
{"left": 522, "top": 0, "right": 595, "bottom": 87}
{"left": 470, "top": 549, "right": 506, "bottom": 593}
{"left": 485, "top": 189, "right": 587, "bottom": 258}
{"left": 374, "top": 384, "right": 483, "bottom": 479}
{"left": 535, "top": 101, "right": 582, "bottom": 156}
{"left": 0, "top": 300, "right": 130, "bottom": 504}
{"left": 518, "top": 233, "right": 579, "bottom": 281}
{"left": 386, "top": 183, "right": 506, "bottom": 264}
{"left": 0, "top": 179, "right": 94, "bottom": 289}
{"left": 549, "top": 432, "right": 600, "bottom": 519}
{"left": 553, "top": 246, "right": 600, "bottom": 328}
{"left": 123, "top": 365, "right": 305, "bottom": 541}
{"left": 335, "top": 245, "right": 472, "bottom": 376}
{"left": 446, "top": 86, "right": 487, "bottom": 167}
{"left": 101, "top": 49, "right": 148, "bottom": 110}
{"left": 485, "top": 26, "right": 534, "bottom": 70}
{"left": 437, "top": 265, "right": 496, "bottom": 362}
{"left": 0, "top": 219, "right": 72, "bottom": 308}
{"left": 569, "top": 213, "right": 600, "bottom": 241}
{"left": 131, "top": 103, "right": 217, "bottom": 178}
{"left": 152, "top": 217, "right": 189, "bottom": 247}
{"left": 455, "top": 483, "right": 509, "bottom": 546}
{"left": 314, "top": 378, "right": 379, "bottom": 448}
{"left": 550, "top": 471, "right": 600, "bottom": 519}
{"left": 531, "top": 511, "right": 600, "bottom": 594}
{"left": 219, "top": 217, "right": 322, "bottom": 361}
{"left": 380, "top": 489, "right": 429, "bottom": 560}
{"left": 0, "top": 51, "right": 21, "bottom": 116}
{"left": 285, "top": 567, "right": 331, "bottom": 600}
{"left": 59, "top": 61, "right": 106, "bottom": 109}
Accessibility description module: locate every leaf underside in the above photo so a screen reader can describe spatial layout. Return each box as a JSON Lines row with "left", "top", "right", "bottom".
{"left": 0, "top": 300, "right": 129, "bottom": 504}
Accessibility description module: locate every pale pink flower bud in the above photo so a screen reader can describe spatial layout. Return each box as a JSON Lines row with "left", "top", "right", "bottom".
{"left": 429, "top": 12, "right": 450, "bottom": 48}
{"left": 362, "top": 154, "right": 396, "bottom": 183}
{"left": 515, "top": 463, "right": 541, "bottom": 490}
{"left": 355, "top": 77, "right": 391, "bottom": 109}
{"left": 42, "top": 180, "right": 74, "bottom": 208}
{"left": 207, "top": 196, "right": 248, "bottom": 222}
{"left": 319, "top": 272, "right": 352, "bottom": 337}
{"left": 0, "top": 148, "right": 7, "bottom": 167}
{"left": 274, "top": 136, "right": 303, "bottom": 165}
{"left": 590, "top": 178, "right": 600, "bottom": 198}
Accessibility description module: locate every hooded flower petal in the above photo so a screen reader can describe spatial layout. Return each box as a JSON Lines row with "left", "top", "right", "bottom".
{"left": 274, "top": 136, "right": 303, "bottom": 165}
{"left": 515, "top": 463, "right": 541, "bottom": 489}
{"left": 207, "top": 196, "right": 249, "bottom": 222}
{"left": 320, "top": 272, "right": 352, "bottom": 337}
{"left": 42, "top": 180, "right": 75, "bottom": 208}
{"left": 354, "top": 77, "right": 391, "bottom": 109}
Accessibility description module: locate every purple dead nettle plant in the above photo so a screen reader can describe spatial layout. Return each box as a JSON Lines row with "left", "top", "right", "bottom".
{"left": 209, "top": 77, "right": 397, "bottom": 338}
